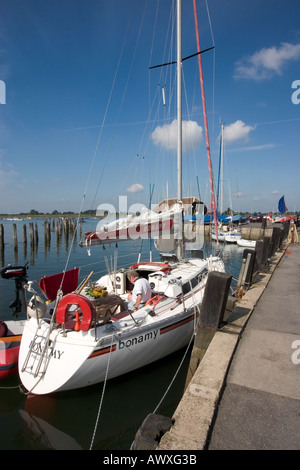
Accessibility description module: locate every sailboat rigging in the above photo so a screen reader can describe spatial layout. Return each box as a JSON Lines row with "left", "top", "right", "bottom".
{"left": 17, "top": 0, "right": 225, "bottom": 395}
{"left": 212, "top": 123, "right": 242, "bottom": 243}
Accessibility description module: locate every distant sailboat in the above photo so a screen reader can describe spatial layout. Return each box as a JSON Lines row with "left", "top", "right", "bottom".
{"left": 212, "top": 123, "right": 241, "bottom": 243}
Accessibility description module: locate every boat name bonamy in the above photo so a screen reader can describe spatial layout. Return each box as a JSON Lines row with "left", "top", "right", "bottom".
{"left": 118, "top": 330, "right": 158, "bottom": 349}
{"left": 29, "top": 338, "right": 64, "bottom": 360}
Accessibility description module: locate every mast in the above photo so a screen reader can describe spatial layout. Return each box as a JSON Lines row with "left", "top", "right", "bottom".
{"left": 177, "top": 0, "right": 182, "bottom": 203}
{"left": 193, "top": 0, "right": 219, "bottom": 244}
{"left": 220, "top": 123, "right": 224, "bottom": 214}
{"left": 176, "top": 0, "right": 183, "bottom": 260}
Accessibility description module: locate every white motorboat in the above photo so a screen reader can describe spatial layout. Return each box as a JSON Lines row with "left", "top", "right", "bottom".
{"left": 237, "top": 239, "right": 256, "bottom": 248}
{"left": 212, "top": 226, "right": 241, "bottom": 243}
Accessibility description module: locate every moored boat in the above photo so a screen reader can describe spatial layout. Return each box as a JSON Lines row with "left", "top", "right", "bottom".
{"left": 17, "top": 0, "right": 226, "bottom": 395}
{"left": 237, "top": 238, "right": 256, "bottom": 248}
{"left": 0, "top": 319, "right": 24, "bottom": 379}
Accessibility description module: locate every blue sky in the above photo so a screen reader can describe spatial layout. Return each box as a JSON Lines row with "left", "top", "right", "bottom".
{"left": 0, "top": 0, "right": 299, "bottom": 215}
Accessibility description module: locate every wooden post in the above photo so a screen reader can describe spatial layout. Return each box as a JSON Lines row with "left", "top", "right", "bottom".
{"left": 0, "top": 224, "right": 4, "bottom": 266}
{"left": 0, "top": 224, "right": 4, "bottom": 250}
{"left": 261, "top": 236, "right": 271, "bottom": 271}
{"left": 34, "top": 222, "right": 39, "bottom": 244}
{"left": 242, "top": 249, "right": 256, "bottom": 288}
{"left": 254, "top": 239, "right": 264, "bottom": 272}
{"left": 13, "top": 223, "right": 18, "bottom": 251}
{"left": 23, "top": 224, "right": 27, "bottom": 245}
{"left": 29, "top": 223, "right": 34, "bottom": 246}
{"left": 185, "top": 271, "right": 232, "bottom": 388}
{"left": 270, "top": 226, "right": 281, "bottom": 255}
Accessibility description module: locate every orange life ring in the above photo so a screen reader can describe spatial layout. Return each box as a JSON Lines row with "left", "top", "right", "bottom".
{"left": 56, "top": 293, "right": 95, "bottom": 331}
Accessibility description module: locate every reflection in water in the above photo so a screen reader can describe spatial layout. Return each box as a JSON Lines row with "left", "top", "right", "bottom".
{"left": 20, "top": 348, "right": 192, "bottom": 450}
{"left": 19, "top": 410, "right": 83, "bottom": 450}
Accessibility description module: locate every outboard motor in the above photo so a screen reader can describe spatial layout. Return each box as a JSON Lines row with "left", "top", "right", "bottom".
{"left": 1, "top": 263, "right": 28, "bottom": 316}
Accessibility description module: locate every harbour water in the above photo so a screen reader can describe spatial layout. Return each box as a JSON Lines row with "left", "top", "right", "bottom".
{"left": 0, "top": 218, "right": 244, "bottom": 450}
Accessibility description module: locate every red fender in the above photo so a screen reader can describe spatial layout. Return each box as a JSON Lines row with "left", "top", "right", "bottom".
{"left": 56, "top": 293, "right": 95, "bottom": 331}
{"left": 0, "top": 321, "right": 8, "bottom": 338}
{"left": 145, "top": 294, "right": 164, "bottom": 307}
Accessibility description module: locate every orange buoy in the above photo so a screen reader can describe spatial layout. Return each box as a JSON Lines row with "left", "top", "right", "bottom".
{"left": 74, "top": 311, "right": 80, "bottom": 331}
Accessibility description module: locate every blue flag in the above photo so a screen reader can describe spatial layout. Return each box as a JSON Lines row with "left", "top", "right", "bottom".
{"left": 278, "top": 195, "right": 287, "bottom": 215}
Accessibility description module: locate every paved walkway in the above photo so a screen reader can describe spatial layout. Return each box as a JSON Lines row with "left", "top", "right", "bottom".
{"left": 208, "top": 241, "right": 300, "bottom": 450}
{"left": 157, "top": 239, "right": 300, "bottom": 451}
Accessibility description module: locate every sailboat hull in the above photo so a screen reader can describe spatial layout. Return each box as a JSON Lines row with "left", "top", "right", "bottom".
{"left": 18, "top": 256, "right": 225, "bottom": 395}
{"left": 19, "top": 301, "right": 199, "bottom": 395}
{"left": 212, "top": 230, "right": 241, "bottom": 243}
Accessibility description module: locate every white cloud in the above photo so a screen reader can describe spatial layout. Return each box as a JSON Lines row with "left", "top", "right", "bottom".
{"left": 126, "top": 183, "right": 144, "bottom": 193}
{"left": 230, "top": 143, "right": 276, "bottom": 152}
{"left": 151, "top": 119, "right": 203, "bottom": 152}
{"left": 223, "top": 120, "right": 254, "bottom": 144}
{"left": 234, "top": 42, "right": 300, "bottom": 80}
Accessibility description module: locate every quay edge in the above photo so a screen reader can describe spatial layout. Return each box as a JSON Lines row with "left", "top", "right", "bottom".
{"left": 132, "top": 222, "right": 299, "bottom": 450}
{"left": 157, "top": 250, "right": 286, "bottom": 450}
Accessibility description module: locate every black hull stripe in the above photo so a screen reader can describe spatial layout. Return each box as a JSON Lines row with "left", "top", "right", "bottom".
{"left": 88, "top": 344, "right": 117, "bottom": 359}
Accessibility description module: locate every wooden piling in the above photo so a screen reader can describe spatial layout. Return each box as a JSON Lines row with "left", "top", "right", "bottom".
{"left": 29, "top": 223, "right": 34, "bottom": 245}
{"left": 34, "top": 222, "right": 39, "bottom": 244}
{"left": 185, "top": 271, "right": 232, "bottom": 388}
{"left": 23, "top": 224, "right": 27, "bottom": 245}
{"left": 241, "top": 249, "right": 256, "bottom": 288}
{"left": 0, "top": 224, "right": 4, "bottom": 250}
{"left": 0, "top": 224, "right": 4, "bottom": 266}
{"left": 13, "top": 223, "right": 18, "bottom": 251}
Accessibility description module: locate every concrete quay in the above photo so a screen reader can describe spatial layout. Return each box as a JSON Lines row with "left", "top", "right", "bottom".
{"left": 157, "top": 239, "right": 300, "bottom": 450}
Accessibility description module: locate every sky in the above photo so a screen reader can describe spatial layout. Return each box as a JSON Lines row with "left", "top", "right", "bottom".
{"left": 0, "top": 0, "right": 300, "bottom": 215}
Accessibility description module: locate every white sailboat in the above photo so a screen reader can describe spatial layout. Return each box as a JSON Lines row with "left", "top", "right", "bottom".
{"left": 212, "top": 123, "right": 241, "bottom": 243}
{"left": 18, "top": 0, "right": 225, "bottom": 395}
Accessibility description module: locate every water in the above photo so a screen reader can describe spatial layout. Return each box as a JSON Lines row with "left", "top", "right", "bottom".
{"left": 0, "top": 218, "right": 244, "bottom": 450}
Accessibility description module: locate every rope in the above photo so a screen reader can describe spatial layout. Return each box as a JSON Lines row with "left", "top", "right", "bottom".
{"left": 152, "top": 324, "right": 196, "bottom": 415}
{"left": 89, "top": 333, "right": 115, "bottom": 450}
{"left": 152, "top": 303, "right": 201, "bottom": 415}
{"left": 0, "top": 384, "right": 20, "bottom": 390}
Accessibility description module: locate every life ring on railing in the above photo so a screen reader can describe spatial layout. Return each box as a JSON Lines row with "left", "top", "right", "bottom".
{"left": 145, "top": 295, "right": 164, "bottom": 308}
{"left": 56, "top": 293, "right": 95, "bottom": 331}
